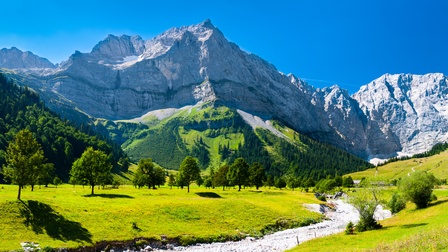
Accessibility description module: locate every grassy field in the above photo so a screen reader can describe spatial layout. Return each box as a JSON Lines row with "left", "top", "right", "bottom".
{"left": 0, "top": 184, "right": 322, "bottom": 251}
{"left": 348, "top": 150, "right": 448, "bottom": 181}
{"left": 288, "top": 189, "right": 448, "bottom": 251}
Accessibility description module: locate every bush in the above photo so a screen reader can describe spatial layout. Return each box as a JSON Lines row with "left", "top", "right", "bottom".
{"left": 317, "top": 195, "right": 327, "bottom": 202}
{"left": 356, "top": 215, "right": 382, "bottom": 232}
{"left": 345, "top": 221, "right": 355, "bottom": 235}
{"left": 387, "top": 193, "right": 406, "bottom": 214}
{"left": 399, "top": 171, "right": 436, "bottom": 209}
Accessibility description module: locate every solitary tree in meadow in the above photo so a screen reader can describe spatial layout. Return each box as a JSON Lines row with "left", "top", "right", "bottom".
{"left": 275, "top": 176, "right": 287, "bottom": 190}
{"left": 227, "top": 158, "right": 249, "bottom": 191}
{"left": 53, "top": 176, "right": 62, "bottom": 188}
{"left": 249, "top": 162, "right": 266, "bottom": 190}
{"left": 1, "top": 129, "right": 47, "bottom": 199}
{"left": 70, "top": 147, "right": 112, "bottom": 195}
{"left": 133, "top": 158, "right": 165, "bottom": 189}
{"left": 213, "top": 165, "right": 229, "bottom": 191}
{"left": 399, "top": 171, "right": 436, "bottom": 209}
{"left": 178, "top": 156, "right": 201, "bottom": 192}
{"left": 168, "top": 174, "right": 176, "bottom": 189}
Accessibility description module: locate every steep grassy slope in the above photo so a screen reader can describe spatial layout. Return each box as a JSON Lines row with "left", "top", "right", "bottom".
{"left": 348, "top": 150, "right": 448, "bottom": 182}
{"left": 102, "top": 103, "right": 372, "bottom": 179}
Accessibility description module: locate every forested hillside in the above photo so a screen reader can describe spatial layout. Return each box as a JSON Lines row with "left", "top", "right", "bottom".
{"left": 0, "top": 73, "right": 126, "bottom": 182}
{"left": 106, "top": 105, "right": 373, "bottom": 180}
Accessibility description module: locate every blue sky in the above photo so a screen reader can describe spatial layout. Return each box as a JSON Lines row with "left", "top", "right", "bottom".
{"left": 1, "top": 0, "right": 447, "bottom": 93}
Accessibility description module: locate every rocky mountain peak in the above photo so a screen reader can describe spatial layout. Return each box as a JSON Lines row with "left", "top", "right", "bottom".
{"left": 0, "top": 47, "right": 55, "bottom": 69}
{"left": 90, "top": 34, "right": 145, "bottom": 62}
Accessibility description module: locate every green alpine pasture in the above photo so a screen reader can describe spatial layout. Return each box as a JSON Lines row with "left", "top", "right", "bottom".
{"left": 348, "top": 150, "right": 448, "bottom": 182}
{"left": 0, "top": 184, "right": 322, "bottom": 251}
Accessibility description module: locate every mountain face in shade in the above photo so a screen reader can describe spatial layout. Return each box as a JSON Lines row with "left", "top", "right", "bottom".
{"left": 0, "top": 20, "right": 447, "bottom": 160}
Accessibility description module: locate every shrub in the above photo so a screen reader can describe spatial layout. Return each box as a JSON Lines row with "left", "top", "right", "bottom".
{"left": 345, "top": 221, "right": 355, "bottom": 235}
{"left": 387, "top": 192, "right": 406, "bottom": 214}
{"left": 399, "top": 171, "right": 436, "bottom": 209}
{"left": 317, "top": 195, "right": 327, "bottom": 202}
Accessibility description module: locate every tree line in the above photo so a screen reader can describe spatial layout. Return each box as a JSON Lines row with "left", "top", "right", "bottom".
{"left": 1, "top": 129, "right": 114, "bottom": 198}
{"left": 0, "top": 73, "right": 127, "bottom": 183}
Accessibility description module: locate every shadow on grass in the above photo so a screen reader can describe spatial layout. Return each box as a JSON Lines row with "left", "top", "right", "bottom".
{"left": 259, "top": 191, "right": 286, "bottom": 195}
{"left": 400, "top": 223, "right": 428, "bottom": 229}
{"left": 19, "top": 200, "right": 92, "bottom": 243}
{"left": 429, "top": 198, "right": 448, "bottom": 207}
{"left": 196, "top": 192, "right": 222, "bottom": 198}
{"left": 83, "top": 194, "right": 134, "bottom": 199}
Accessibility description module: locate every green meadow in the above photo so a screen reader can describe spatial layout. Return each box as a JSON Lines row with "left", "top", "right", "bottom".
{"left": 0, "top": 184, "right": 322, "bottom": 251}
{"left": 349, "top": 151, "right": 448, "bottom": 182}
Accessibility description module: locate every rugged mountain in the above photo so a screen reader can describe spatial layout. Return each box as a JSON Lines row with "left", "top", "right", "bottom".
{"left": 2, "top": 20, "right": 368, "bottom": 157}
{"left": 353, "top": 73, "right": 448, "bottom": 158}
{"left": 0, "top": 20, "right": 447, "bottom": 161}
{"left": 0, "top": 47, "right": 55, "bottom": 69}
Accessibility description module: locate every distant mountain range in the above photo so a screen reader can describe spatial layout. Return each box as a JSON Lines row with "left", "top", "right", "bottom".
{"left": 1, "top": 19, "right": 447, "bottom": 161}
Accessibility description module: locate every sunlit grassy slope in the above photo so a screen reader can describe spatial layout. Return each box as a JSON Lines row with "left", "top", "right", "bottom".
{"left": 348, "top": 150, "right": 448, "bottom": 182}
{"left": 0, "top": 184, "right": 322, "bottom": 251}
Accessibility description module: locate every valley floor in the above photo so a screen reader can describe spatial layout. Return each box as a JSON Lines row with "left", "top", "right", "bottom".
{"left": 152, "top": 199, "right": 390, "bottom": 252}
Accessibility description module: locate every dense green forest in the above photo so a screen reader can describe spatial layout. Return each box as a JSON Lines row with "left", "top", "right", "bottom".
{"left": 116, "top": 105, "right": 373, "bottom": 180}
{"left": 0, "top": 73, "right": 126, "bottom": 183}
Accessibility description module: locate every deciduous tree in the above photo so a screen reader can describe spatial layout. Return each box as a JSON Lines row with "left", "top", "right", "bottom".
{"left": 275, "top": 176, "right": 287, "bottom": 190}
{"left": 132, "top": 158, "right": 165, "bottom": 189}
{"left": 178, "top": 156, "right": 201, "bottom": 192}
{"left": 213, "top": 165, "right": 229, "bottom": 191}
{"left": 227, "top": 158, "right": 249, "bottom": 191}
{"left": 249, "top": 162, "right": 266, "bottom": 190}
{"left": 1, "top": 129, "right": 47, "bottom": 199}
{"left": 168, "top": 174, "right": 176, "bottom": 189}
{"left": 70, "top": 147, "right": 112, "bottom": 195}
{"left": 399, "top": 171, "right": 436, "bottom": 209}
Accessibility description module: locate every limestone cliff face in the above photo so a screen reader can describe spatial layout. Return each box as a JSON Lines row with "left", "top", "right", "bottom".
{"left": 1, "top": 20, "right": 447, "bottom": 160}
{"left": 353, "top": 73, "right": 448, "bottom": 158}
